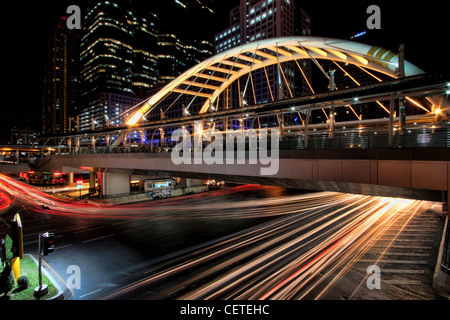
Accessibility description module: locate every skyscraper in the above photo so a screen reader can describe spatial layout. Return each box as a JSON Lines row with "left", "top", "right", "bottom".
{"left": 42, "top": 16, "right": 80, "bottom": 135}
{"left": 79, "top": 0, "right": 160, "bottom": 131}
{"left": 78, "top": 0, "right": 215, "bottom": 132}
{"left": 215, "top": 0, "right": 297, "bottom": 54}
{"left": 213, "top": 0, "right": 311, "bottom": 127}
{"left": 80, "top": 0, "right": 159, "bottom": 98}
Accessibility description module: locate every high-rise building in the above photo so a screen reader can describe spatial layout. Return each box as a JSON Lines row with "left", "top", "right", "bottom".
{"left": 214, "top": 0, "right": 311, "bottom": 127}
{"left": 78, "top": 0, "right": 215, "bottom": 132}
{"left": 157, "top": 34, "right": 213, "bottom": 84}
{"left": 10, "top": 128, "right": 40, "bottom": 145}
{"left": 215, "top": 0, "right": 300, "bottom": 52}
{"left": 42, "top": 16, "right": 80, "bottom": 135}
{"left": 79, "top": 0, "right": 159, "bottom": 131}
{"left": 80, "top": 0, "right": 159, "bottom": 98}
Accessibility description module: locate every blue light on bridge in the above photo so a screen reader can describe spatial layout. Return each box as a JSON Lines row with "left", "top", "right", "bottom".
{"left": 351, "top": 31, "right": 367, "bottom": 40}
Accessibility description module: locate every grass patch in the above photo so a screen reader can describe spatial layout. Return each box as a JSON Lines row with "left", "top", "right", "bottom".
{"left": 1, "top": 255, "right": 59, "bottom": 300}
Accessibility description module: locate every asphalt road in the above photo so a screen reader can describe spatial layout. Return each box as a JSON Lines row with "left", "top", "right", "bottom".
{"left": 0, "top": 174, "right": 446, "bottom": 301}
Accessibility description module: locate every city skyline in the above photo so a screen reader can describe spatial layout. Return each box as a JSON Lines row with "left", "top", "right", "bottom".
{"left": 1, "top": 0, "right": 448, "bottom": 144}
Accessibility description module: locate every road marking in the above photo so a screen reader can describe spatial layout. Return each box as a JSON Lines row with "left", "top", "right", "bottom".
{"left": 24, "top": 234, "right": 63, "bottom": 245}
{"left": 112, "top": 220, "right": 133, "bottom": 226}
{"left": 386, "top": 227, "right": 438, "bottom": 231}
{"left": 55, "top": 244, "right": 73, "bottom": 250}
{"left": 24, "top": 239, "right": 39, "bottom": 245}
{"left": 369, "top": 245, "right": 432, "bottom": 250}
{"left": 79, "top": 289, "right": 102, "bottom": 299}
{"left": 73, "top": 226, "right": 105, "bottom": 235}
{"left": 358, "top": 259, "right": 428, "bottom": 264}
{"left": 381, "top": 269, "right": 425, "bottom": 274}
{"left": 124, "top": 225, "right": 153, "bottom": 233}
{"left": 384, "top": 280, "right": 421, "bottom": 285}
{"left": 382, "top": 233, "right": 435, "bottom": 237}
{"left": 385, "top": 252, "right": 430, "bottom": 257}
{"left": 83, "top": 234, "right": 116, "bottom": 243}
{"left": 379, "top": 238, "right": 434, "bottom": 243}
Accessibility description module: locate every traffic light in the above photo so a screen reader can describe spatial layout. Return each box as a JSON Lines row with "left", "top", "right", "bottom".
{"left": 43, "top": 233, "right": 55, "bottom": 256}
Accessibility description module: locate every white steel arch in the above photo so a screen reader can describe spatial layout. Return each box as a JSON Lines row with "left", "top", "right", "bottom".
{"left": 127, "top": 37, "right": 424, "bottom": 125}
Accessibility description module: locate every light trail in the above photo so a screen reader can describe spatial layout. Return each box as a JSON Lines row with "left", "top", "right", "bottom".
{"left": 100, "top": 194, "right": 423, "bottom": 301}
{"left": 0, "top": 174, "right": 428, "bottom": 301}
{"left": 0, "top": 174, "right": 346, "bottom": 221}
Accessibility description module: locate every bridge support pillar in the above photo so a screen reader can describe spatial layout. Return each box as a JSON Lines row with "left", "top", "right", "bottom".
{"left": 180, "top": 178, "right": 203, "bottom": 188}
{"left": 97, "top": 172, "right": 131, "bottom": 198}
{"left": 89, "top": 172, "right": 97, "bottom": 195}
{"left": 68, "top": 173, "right": 74, "bottom": 185}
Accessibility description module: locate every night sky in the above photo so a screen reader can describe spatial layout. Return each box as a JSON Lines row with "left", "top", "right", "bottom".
{"left": 0, "top": 0, "right": 448, "bottom": 144}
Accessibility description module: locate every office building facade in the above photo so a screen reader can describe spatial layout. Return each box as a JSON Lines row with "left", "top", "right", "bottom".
{"left": 214, "top": 0, "right": 311, "bottom": 127}
{"left": 42, "top": 17, "right": 81, "bottom": 135}
{"left": 79, "top": 0, "right": 158, "bottom": 132}
{"left": 79, "top": 0, "right": 214, "bottom": 132}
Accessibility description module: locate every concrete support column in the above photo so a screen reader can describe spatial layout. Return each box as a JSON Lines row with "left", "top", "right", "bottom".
{"left": 186, "top": 179, "right": 203, "bottom": 188}
{"left": 98, "top": 172, "right": 131, "bottom": 198}
{"left": 68, "top": 173, "right": 74, "bottom": 185}
{"left": 89, "top": 172, "right": 97, "bottom": 195}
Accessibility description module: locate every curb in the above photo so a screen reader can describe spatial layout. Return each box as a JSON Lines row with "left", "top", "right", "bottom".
{"left": 28, "top": 254, "right": 66, "bottom": 300}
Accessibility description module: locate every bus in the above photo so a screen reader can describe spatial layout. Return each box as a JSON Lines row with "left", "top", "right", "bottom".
{"left": 23, "top": 172, "right": 54, "bottom": 185}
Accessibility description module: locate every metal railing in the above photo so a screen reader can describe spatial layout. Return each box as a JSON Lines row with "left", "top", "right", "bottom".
{"left": 280, "top": 123, "right": 450, "bottom": 150}
{"left": 45, "top": 122, "right": 450, "bottom": 156}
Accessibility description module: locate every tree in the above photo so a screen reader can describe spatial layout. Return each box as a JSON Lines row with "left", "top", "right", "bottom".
{"left": 1, "top": 235, "right": 14, "bottom": 263}
{"left": 0, "top": 265, "right": 14, "bottom": 297}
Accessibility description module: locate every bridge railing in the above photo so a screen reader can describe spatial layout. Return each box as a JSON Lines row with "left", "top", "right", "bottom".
{"left": 280, "top": 123, "right": 450, "bottom": 150}
{"left": 53, "top": 121, "right": 450, "bottom": 156}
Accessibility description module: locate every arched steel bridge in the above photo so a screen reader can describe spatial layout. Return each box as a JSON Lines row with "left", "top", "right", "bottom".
{"left": 39, "top": 37, "right": 450, "bottom": 154}
{"left": 126, "top": 36, "right": 424, "bottom": 125}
